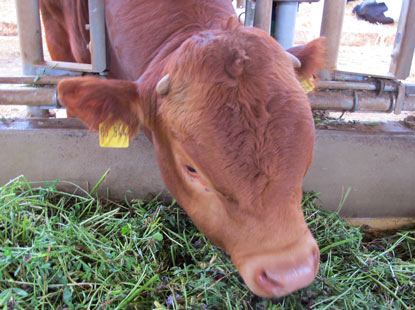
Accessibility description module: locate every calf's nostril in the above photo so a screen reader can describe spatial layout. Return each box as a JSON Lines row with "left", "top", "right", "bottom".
{"left": 256, "top": 270, "right": 282, "bottom": 293}
{"left": 261, "top": 270, "right": 281, "bottom": 287}
{"left": 248, "top": 239, "right": 320, "bottom": 297}
{"left": 256, "top": 261, "right": 317, "bottom": 297}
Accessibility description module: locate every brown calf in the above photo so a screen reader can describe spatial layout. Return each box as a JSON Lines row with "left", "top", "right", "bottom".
{"left": 41, "top": 0, "right": 325, "bottom": 297}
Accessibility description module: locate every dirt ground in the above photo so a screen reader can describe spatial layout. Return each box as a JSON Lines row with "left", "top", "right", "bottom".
{"left": 0, "top": 0, "right": 414, "bottom": 120}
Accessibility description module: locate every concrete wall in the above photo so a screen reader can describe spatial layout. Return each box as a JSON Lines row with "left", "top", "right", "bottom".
{"left": 1, "top": 118, "right": 414, "bottom": 218}
{"left": 0, "top": 118, "right": 166, "bottom": 199}
{"left": 303, "top": 127, "right": 415, "bottom": 217}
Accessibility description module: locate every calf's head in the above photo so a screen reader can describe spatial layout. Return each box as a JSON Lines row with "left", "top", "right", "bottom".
{"left": 57, "top": 25, "right": 325, "bottom": 297}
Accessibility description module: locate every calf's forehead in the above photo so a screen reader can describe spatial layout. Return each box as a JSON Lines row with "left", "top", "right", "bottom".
{"left": 160, "top": 30, "right": 310, "bottom": 135}
{"left": 158, "top": 25, "right": 315, "bottom": 191}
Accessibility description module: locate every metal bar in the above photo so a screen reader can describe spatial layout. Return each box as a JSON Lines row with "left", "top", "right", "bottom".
{"left": 274, "top": 2, "right": 298, "bottom": 49}
{"left": 333, "top": 70, "right": 396, "bottom": 81}
{"left": 309, "top": 90, "right": 415, "bottom": 112}
{"left": 15, "top": 0, "right": 44, "bottom": 75}
{"left": 406, "top": 84, "right": 415, "bottom": 96}
{"left": 15, "top": 0, "right": 50, "bottom": 116}
{"left": 1, "top": 87, "right": 414, "bottom": 112}
{"left": 389, "top": 0, "right": 415, "bottom": 80}
{"left": 15, "top": 0, "right": 105, "bottom": 76}
{"left": 309, "top": 91, "right": 391, "bottom": 112}
{"left": 0, "top": 76, "right": 69, "bottom": 85}
{"left": 319, "top": 0, "right": 347, "bottom": 80}
{"left": 0, "top": 75, "right": 106, "bottom": 85}
{"left": 254, "top": 0, "right": 273, "bottom": 34}
{"left": 244, "top": 0, "right": 256, "bottom": 27}
{"left": 0, "top": 87, "right": 55, "bottom": 107}
{"left": 38, "top": 61, "right": 93, "bottom": 73}
{"left": 395, "top": 83, "right": 405, "bottom": 114}
{"left": 316, "top": 81, "right": 396, "bottom": 92}
{"left": 88, "top": 0, "right": 107, "bottom": 73}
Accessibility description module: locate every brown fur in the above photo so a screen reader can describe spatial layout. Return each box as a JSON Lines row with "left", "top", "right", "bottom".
{"left": 57, "top": 77, "right": 145, "bottom": 137}
{"left": 40, "top": 0, "right": 90, "bottom": 63}
{"left": 287, "top": 37, "right": 327, "bottom": 79}
{"left": 160, "top": 21, "right": 313, "bottom": 206}
{"left": 42, "top": 0, "right": 326, "bottom": 298}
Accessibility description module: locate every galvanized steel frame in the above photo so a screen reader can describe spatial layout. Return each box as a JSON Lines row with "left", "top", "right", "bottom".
{"left": 389, "top": 0, "right": 415, "bottom": 80}
{"left": 249, "top": 0, "right": 415, "bottom": 114}
{"left": 1, "top": 0, "right": 415, "bottom": 114}
{"left": 14, "top": 0, "right": 107, "bottom": 76}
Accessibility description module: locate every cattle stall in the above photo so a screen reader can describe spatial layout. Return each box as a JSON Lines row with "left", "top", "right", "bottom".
{"left": 0, "top": 0, "right": 414, "bottom": 229}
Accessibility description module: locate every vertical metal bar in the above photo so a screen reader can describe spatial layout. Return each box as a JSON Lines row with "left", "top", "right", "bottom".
{"left": 244, "top": 0, "right": 256, "bottom": 27}
{"left": 274, "top": 2, "right": 298, "bottom": 49}
{"left": 394, "top": 83, "right": 406, "bottom": 114}
{"left": 15, "top": 0, "right": 44, "bottom": 75}
{"left": 88, "top": 0, "right": 107, "bottom": 73}
{"left": 389, "top": 0, "right": 415, "bottom": 80}
{"left": 254, "top": 0, "right": 273, "bottom": 34}
{"left": 15, "top": 0, "right": 50, "bottom": 117}
{"left": 319, "top": 0, "right": 347, "bottom": 80}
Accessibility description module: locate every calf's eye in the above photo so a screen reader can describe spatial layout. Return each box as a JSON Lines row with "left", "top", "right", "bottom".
{"left": 186, "top": 165, "right": 197, "bottom": 173}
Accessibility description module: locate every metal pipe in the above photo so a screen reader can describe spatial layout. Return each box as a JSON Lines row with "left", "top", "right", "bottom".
{"left": 0, "top": 87, "right": 56, "bottom": 107}
{"left": 406, "top": 84, "right": 415, "bottom": 96}
{"left": 254, "top": 0, "right": 273, "bottom": 34}
{"left": 0, "top": 76, "right": 69, "bottom": 85}
{"left": 389, "top": 0, "right": 415, "bottom": 80}
{"left": 319, "top": 0, "right": 347, "bottom": 80}
{"left": 14, "top": 0, "right": 104, "bottom": 76}
{"left": 0, "top": 75, "right": 106, "bottom": 85}
{"left": 309, "top": 91, "right": 391, "bottom": 112}
{"left": 244, "top": 0, "right": 256, "bottom": 27}
{"left": 274, "top": 2, "right": 298, "bottom": 49}
{"left": 1, "top": 87, "right": 414, "bottom": 112}
{"left": 15, "top": 0, "right": 50, "bottom": 116}
{"left": 88, "top": 0, "right": 107, "bottom": 73}
{"left": 316, "top": 81, "right": 397, "bottom": 92}
{"left": 309, "top": 90, "right": 415, "bottom": 112}
{"left": 40, "top": 60, "right": 93, "bottom": 73}
{"left": 395, "top": 83, "right": 405, "bottom": 114}
{"left": 15, "top": 0, "right": 44, "bottom": 75}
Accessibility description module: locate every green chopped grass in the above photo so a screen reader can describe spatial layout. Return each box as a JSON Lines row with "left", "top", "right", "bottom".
{"left": 0, "top": 176, "right": 414, "bottom": 309}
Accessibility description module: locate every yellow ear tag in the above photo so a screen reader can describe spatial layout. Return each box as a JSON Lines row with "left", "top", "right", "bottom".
{"left": 301, "top": 79, "right": 315, "bottom": 93}
{"left": 99, "top": 120, "right": 129, "bottom": 148}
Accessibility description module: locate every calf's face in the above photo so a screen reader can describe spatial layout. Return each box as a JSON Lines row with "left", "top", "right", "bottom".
{"left": 57, "top": 27, "right": 325, "bottom": 297}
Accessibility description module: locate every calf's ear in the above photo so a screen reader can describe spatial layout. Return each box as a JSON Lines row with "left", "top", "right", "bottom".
{"left": 57, "top": 77, "right": 150, "bottom": 137}
{"left": 286, "top": 37, "right": 326, "bottom": 79}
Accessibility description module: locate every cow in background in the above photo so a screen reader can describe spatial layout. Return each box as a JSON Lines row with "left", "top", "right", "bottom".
{"left": 40, "top": 0, "right": 325, "bottom": 297}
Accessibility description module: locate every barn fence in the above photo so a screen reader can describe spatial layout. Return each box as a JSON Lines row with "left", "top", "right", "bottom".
{"left": 0, "top": 0, "right": 414, "bottom": 114}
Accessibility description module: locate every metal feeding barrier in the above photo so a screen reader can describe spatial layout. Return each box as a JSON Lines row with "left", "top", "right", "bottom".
{"left": 0, "top": 0, "right": 414, "bottom": 114}
{"left": 0, "top": 0, "right": 106, "bottom": 109}
{"left": 16, "top": 0, "right": 107, "bottom": 75}
{"left": 246, "top": 0, "right": 415, "bottom": 114}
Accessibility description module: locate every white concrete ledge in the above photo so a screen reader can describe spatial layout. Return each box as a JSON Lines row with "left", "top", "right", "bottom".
{"left": 1, "top": 118, "right": 414, "bottom": 218}
{"left": 304, "top": 124, "right": 415, "bottom": 218}
{"left": 0, "top": 118, "right": 166, "bottom": 199}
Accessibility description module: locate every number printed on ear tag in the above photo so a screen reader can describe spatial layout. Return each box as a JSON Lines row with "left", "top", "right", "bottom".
{"left": 99, "top": 120, "right": 129, "bottom": 148}
{"left": 301, "top": 79, "right": 315, "bottom": 93}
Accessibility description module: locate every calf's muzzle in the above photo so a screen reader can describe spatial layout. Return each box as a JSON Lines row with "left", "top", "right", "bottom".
{"left": 237, "top": 230, "right": 319, "bottom": 298}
